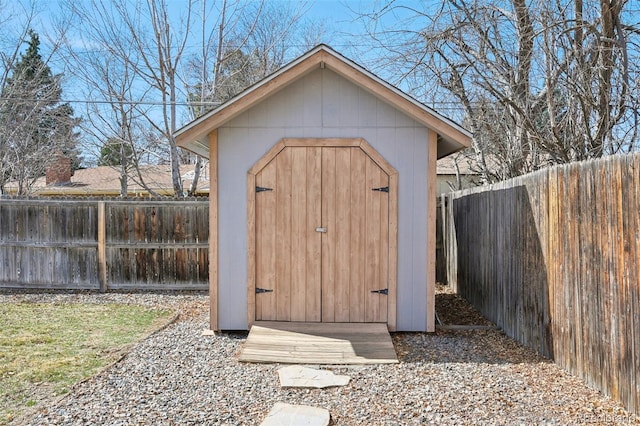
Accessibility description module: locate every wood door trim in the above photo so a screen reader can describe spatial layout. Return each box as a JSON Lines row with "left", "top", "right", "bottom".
{"left": 247, "top": 138, "right": 398, "bottom": 330}
{"left": 248, "top": 140, "right": 286, "bottom": 176}
{"left": 247, "top": 171, "right": 257, "bottom": 328}
{"left": 209, "top": 129, "right": 219, "bottom": 331}
{"left": 426, "top": 129, "right": 437, "bottom": 332}
{"left": 387, "top": 172, "right": 398, "bottom": 332}
{"left": 279, "top": 138, "right": 397, "bottom": 178}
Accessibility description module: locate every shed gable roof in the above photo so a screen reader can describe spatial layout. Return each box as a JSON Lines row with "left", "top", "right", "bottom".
{"left": 175, "top": 44, "right": 472, "bottom": 159}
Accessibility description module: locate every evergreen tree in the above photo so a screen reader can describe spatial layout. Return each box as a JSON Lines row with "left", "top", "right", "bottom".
{"left": 0, "top": 30, "right": 80, "bottom": 195}
{"left": 98, "top": 137, "right": 134, "bottom": 167}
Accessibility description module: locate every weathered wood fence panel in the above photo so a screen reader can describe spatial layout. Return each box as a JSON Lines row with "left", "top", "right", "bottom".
{"left": 0, "top": 199, "right": 99, "bottom": 288}
{"left": 440, "top": 153, "right": 639, "bottom": 415}
{"left": 0, "top": 198, "right": 209, "bottom": 290}
{"left": 105, "top": 201, "right": 209, "bottom": 290}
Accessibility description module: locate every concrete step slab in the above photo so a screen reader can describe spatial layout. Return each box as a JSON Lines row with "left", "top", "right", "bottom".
{"left": 278, "top": 365, "right": 350, "bottom": 388}
{"left": 259, "top": 402, "right": 330, "bottom": 426}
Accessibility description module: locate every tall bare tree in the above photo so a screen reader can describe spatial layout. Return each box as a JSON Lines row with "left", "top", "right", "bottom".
{"left": 60, "top": 0, "right": 319, "bottom": 197}
{"left": 359, "top": 0, "right": 639, "bottom": 183}
{"left": 59, "top": 0, "right": 171, "bottom": 196}
{"left": 59, "top": 0, "right": 193, "bottom": 196}
{"left": 184, "top": 0, "right": 317, "bottom": 195}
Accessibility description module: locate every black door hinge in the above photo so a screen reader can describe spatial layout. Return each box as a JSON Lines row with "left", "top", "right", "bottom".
{"left": 256, "top": 287, "right": 274, "bottom": 294}
{"left": 256, "top": 186, "right": 273, "bottom": 193}
{"left": 372, "top": 186, "right": 389, "bottom": 193}
{"left": 371, "top": 288, "right": 389, "bottom": 295}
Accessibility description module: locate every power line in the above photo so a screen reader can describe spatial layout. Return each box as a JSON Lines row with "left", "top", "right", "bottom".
{"left": 0, "top": 97, "right": 222, "bottom": 107}
{"left": 0, "top": 96, "right": 471, "bottom": 108}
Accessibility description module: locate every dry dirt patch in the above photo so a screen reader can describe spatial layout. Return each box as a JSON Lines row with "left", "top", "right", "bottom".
{"left": 435, "top": 283, "right": 493, "bottom": 326}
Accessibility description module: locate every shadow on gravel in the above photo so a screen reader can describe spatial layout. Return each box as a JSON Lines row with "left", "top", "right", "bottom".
{"left": 389, "top": 286, "right": 552, "bottom": 366}
{"left": 392, "top": 330, "right": 551, "bottom": 365}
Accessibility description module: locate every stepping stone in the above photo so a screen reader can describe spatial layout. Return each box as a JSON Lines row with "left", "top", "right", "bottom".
{"left": 278, "top": 365, "right": 350, "bottom": 388}
{"left": 259, "top": 402, "right": 330, "bottom": 426}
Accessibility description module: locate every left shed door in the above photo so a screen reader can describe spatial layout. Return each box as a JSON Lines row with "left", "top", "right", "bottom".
{"left": 254, "top": 146, "right": 322, "bottom": 322}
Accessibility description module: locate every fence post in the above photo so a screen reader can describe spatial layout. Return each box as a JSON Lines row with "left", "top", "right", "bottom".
{"left": 436, "top": 193, "right": 447, "bottom": 285}
{"left": 97, "top": 201, "right": 107, "bottom": 292}
{"left": 445, "top": 192, "right": 457, "bottom": 292}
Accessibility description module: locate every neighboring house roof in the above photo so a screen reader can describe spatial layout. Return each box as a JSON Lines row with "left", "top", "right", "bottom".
{"left": 437, "top": 155, "right": 480, "bottom": 175}
{"left": 3, "top": 164, "right": 209, "bottom": 196}
{"left": 175, "top": 44, "right": 472, "bottom": 159}
{"left": 437, "top": 152, "right": 508, "bottom": 178}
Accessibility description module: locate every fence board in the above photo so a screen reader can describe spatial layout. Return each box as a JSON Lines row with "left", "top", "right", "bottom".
{"left": 620, "top": 155, "right": 637, "bottom": 410}
{"left": 633, "top": 155, "right": 640, "bottom": 412}
{"left": 0, "top": 198, "right": 208, "bottom": 290}
{"left": 104, "top": 201, "right": 208, "bottom": 290}
{"left": 439, "top": 153, "right": 640, "bottom": 416}
{"left": 0, "top": 200, "right": 99, "bottom": 288}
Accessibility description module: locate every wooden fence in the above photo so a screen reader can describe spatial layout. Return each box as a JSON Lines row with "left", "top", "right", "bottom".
{"left": 0, "top": 198, "right": 209, "bottom": 290}
{"left": 440, "top": 153, "right": 640, "bottom": 415}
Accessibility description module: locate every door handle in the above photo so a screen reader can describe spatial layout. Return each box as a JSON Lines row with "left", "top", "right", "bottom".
{"left": 315, "top": 227, "right": 327, "bottom": 233}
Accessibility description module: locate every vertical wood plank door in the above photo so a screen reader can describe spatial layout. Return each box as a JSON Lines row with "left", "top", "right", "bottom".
{"left": 321, "top": 147, "right": 389, "bottom": 323}
{"left": 254, "top": 145, "right": 390, "bottom": 324}
{"left": 255, "top": 147, "right": 322, "bottom": 322}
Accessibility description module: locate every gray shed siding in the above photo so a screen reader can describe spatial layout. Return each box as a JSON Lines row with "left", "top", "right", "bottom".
{"left": 217, "top": 68, "right": 431, "bottom": 331}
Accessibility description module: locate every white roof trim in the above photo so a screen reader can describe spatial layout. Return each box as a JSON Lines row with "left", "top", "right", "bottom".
{"left": 175, "top": 44, "right": 472, "bottom": 156}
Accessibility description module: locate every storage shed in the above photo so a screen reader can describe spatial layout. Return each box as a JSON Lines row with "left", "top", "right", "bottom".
{"left": 176, "top": 45, "right": 471, "bottom": 332}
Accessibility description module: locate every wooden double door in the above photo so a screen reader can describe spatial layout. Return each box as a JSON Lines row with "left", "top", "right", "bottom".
{"left": 252, "top": 143, "right": 394, "bottom": 324}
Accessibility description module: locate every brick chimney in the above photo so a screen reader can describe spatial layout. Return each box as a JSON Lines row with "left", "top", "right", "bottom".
{"left": 46, "top": 154, "right": 73, "bottom": 186}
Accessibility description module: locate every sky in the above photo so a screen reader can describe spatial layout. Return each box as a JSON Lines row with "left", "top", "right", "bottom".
{"left": 5, "top": 0, "right": 640, "bottom": 167}
{"left": 31, "top": 0, "right": 403, "bottom": 84}
{"left": 32, "top": 0, "right": 424, "bottom": 104}
{"left": 24, "top": 0, "right": 425, "bottom": 93}
{"left": 3, "top": 0, "right": 429, "bottom": 164}
{"left": 309, "top": 0, "right": 361, "bottom": 26}
{"left": 307, "top": 0, "right": 425, "bottom": 59}
{"left": 308, "top": 0, "right": 374, "bottom": 43}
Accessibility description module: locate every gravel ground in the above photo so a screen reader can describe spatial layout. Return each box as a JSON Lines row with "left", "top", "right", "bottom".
{"left": 2, "top": 289, "right": 638, "bottom": 426}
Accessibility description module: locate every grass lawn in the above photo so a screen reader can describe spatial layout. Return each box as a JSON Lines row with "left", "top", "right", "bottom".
{"left": 0, "top": 302, "right": 176, "bottom": 425}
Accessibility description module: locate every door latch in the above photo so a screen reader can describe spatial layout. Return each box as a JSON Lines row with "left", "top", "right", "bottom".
{"left": 371, "top": 288, "right": 388, "bottom": 295}
{"left": 256, "top": 287, "right": 274, "bottom": 294}
{"left": 315, "top": 227, "right": 327, "bottom": 233}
